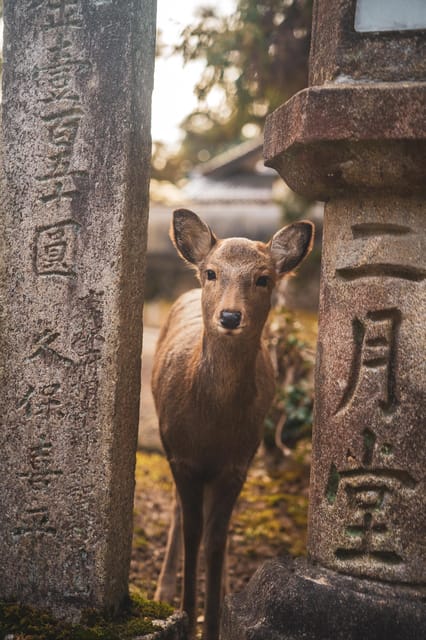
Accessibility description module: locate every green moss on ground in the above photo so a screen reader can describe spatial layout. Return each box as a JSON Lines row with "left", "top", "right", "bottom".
{"left": 231, "top": 439, "right": 311, "bottom": 558}
{"left": 134, "top": 452, "right": 173, "bottom": 494}
{"left": 0, "top": 592, "right": 174, "bottom": 640}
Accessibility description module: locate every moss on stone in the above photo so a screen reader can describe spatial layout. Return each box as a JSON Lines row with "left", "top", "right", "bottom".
{"left": 0, "top": 593, "right": 174, "bottom": 640}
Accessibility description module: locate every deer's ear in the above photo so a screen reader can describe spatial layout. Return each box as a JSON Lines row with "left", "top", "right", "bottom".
{"left": 269, "top": 221, "right": 314, "bottom": 276}
{"left": 171, "top": 209, "right": 217, "bottom": 265}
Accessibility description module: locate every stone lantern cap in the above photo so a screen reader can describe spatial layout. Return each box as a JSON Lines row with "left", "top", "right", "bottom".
{"left": 264, "top": 83, "right": 426, "bottom": 200}
{"left": 264, "top": 0, "right": 426, "bottom": 200}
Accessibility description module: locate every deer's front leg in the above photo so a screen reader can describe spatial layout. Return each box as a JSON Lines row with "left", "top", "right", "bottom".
{"left": 155, "top": 488, "right": 182, "bottom": 603}
{"left": 202, "top": 469, "right": 246, "bottom": 640}
{"left": 172, "top": 466, "right": 204, "bottom": 640}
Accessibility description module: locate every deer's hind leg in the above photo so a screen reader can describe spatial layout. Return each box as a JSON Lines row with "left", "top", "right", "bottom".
{"left": 202, "top": 469, "right": 246, "bottom": 640}
{"left": 155, "top": 488, "right": 182, "bottom": 603}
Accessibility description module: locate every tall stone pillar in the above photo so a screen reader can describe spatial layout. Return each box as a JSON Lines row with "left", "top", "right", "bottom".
{"left": 222, "top": 1, "right": 426, "bottom": 638}
{"left": 0, "top": 0, "right": 156, "bottom": 621}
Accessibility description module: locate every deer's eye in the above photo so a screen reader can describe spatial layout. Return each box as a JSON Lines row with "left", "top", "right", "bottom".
{"left": 206, "top": 269, "right": 217, "bottom": 281}
{"left": 256, "top": 275, "right": 269, "bottom": 287}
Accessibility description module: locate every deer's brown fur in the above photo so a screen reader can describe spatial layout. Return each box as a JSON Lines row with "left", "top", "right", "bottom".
{"left": 152, "top": 209, "right": 314, "bottom": 640}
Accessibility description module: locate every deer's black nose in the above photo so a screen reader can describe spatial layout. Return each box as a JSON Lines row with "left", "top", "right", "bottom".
{"left": 220, "top": 310, "right": 242, "bottom": 330}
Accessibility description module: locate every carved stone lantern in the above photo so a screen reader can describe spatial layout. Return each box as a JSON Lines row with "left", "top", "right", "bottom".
{"left": 222, "top": 1, "right": 426, "bottom": 637}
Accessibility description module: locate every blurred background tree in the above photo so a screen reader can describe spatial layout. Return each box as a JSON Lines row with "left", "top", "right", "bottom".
{"left": 152, "top": 0, "right": 313, "bottom": 181}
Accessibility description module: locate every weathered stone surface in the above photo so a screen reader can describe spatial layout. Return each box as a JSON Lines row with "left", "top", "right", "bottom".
{"left": 264, "top": 0, "right": 426, "bottom": 588}
{"left": 309, "top": 0, "right": 426, "bottom": 85}
{"left": 310, "top": 194, "right": 426, "bottom": 584}
{"left": 264, "top": 84, "right": 426, "bottom": 199}
{"left": 221, "top": 557, "right": 426, "bottom": 640}
{"left": 0, "top": 0, "right": 155, "bottom": 621}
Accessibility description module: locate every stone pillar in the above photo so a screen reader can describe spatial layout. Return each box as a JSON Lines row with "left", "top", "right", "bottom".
{"left": 0, "top": 0, "right": 156, "bottom": 622}
{"left": 222, "top": 1, "right": 426, "bottom": 638}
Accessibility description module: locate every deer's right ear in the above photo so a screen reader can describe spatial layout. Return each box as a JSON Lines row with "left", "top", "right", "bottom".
{"left": 171, "top": 209, "right": 217, "bottom": 265}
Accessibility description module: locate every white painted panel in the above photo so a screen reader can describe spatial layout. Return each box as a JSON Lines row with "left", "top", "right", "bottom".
{"left": 355, "top": 0, "right": 426, "bottom": 32}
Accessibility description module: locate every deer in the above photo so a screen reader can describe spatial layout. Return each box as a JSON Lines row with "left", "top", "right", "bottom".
{"left": 151, "top": 209, "right": 314, "bottom": 640}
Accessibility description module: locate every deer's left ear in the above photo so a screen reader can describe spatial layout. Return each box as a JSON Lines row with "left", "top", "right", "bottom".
{"left": 269, "top": 221, "right": 314, "bottom": 276}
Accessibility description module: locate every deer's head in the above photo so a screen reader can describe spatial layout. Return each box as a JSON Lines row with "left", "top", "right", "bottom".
{"left": 171, "top": 209, "right": 314, "bottom": 341}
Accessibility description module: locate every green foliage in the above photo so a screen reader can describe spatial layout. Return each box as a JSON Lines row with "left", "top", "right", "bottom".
{"left": 264, "top": 307, "right": 315, "bottom": 452}
{"left": 233, "top": 440, "right": 311, "bottom": 557}
{"left": 178, "top": 0, "right": 312, "bottom": 119}
{"left": 0, "top": 594, "right": 174, "bottom": 640}
{"left": 153, "top": 0, "right": 313, "bottom": 180}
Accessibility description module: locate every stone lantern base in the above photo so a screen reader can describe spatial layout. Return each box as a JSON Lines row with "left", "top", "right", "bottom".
{"left": 221, "top": 557, "right": 426, "bottom": 640}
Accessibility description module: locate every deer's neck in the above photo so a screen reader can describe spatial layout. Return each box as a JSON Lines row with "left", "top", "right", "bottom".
{"left": 193, "top": 331, "right": 261, "bottom": 404}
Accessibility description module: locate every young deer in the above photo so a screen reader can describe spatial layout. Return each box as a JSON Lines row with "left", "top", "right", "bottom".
{"left": 152, "top": 209, "right": 314, "bottom": 640}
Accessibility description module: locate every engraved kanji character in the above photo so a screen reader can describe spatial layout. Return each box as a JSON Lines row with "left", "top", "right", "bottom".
{"left": 17, "top": 385, "right": 36, "bottom": 417}
{"left": 27, "top": 328, "right": 74, "bottom": 366}
{"left": 17, "top": 383, "right": 64, "bottom": 420}
{"left": 336, "top": 308, "right": 401, "bottom": 415}
{"left": 71, "top": 291, "right": 105, "bottom": 356}
{"left": 35, "top": 33, "right": 80, "bottom": 103}
{"left": 36, "top": 383, "right": 64, "bottom": 419}
{"left": 41, "top": 228, "right": 68, "bottom": 269}
{"left": 72, "top": 332, "right": 104, "bottom": 358}
{"left": 35, "top": 220, "right": 80, "bottom": 276}
{"left": 38, "top": 174, "right": 79, "bottom": 204}
{"left": 326, "top": 431, "right": 417, "bottom": 566}
{"left": 45, "top": 150, "right": 72, "bottom": 176}
{"left": 13, "top": 506, "right": 57, "bottom": 536}
{"left": 45, "top": 0, "right": 81, "bottom": 29}
{"left": 18, "top": 442, "right": 63, "bottom": 490}
{"left": 335, "top": 482, "right": 401, "bottom": 564}
{"left": 43, "top": 109, "right": 82, "bottom": 151}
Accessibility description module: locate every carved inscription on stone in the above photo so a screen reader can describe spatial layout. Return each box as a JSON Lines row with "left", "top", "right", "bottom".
{"left": 71, "top": 290, "right": 105, "bottom": 423}
{"left": 27, "top": 328, "right": 74, "bottom": 367}
{"left": 14, "top": 506, "right": 57, "bottom": 538}
{"left": 32, "top": 0, "right": 90, "bottom": 275}
{"left": 13, "top": 334, "right": 70, "bottom": 539}
{"left": 35, "top": 18, "right": 89, "bottom": 206}
{"left": 14, "top": 431, "right": 63, "bottom": 539}
{"left": 334, "top": 221, "right": 425, "bottom": 417}
{"left": 322, "top": 214, "right": 425, "bottom": 580}
{"left": 29, "top": 0, "right": 82, "bottom": 30}
{"left": 14, "top": 290, "right": 105, "bottom": 546}
{"left": 326, "top": 432, "right": 417, "bottom": 567}
{"left": 336, "top": 223, "right": 426, "bottom": 282}
{"left": 45, "top": 0, "right": 81, "bottom": 30}
{"left": 2, "top": 0, "right": 155, "bottom": 614}
{"left": 34, "top": 219, "right": 81, "bottom": 276}
{"left": 336, "top": 308, "right": 401, "bottom": 415}
{"left": 17, "top": 383, "right": 65, "bottom": 420}
{"left": 18, "top": 442, "right": 63, "bottom": 491}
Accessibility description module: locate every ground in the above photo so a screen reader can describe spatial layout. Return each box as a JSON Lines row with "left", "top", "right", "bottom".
{"left": 0, "top": 445, "right": 310, "bottom": 639}
{"left": 130, "top": 441, "right": 311, "bottom": 616}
